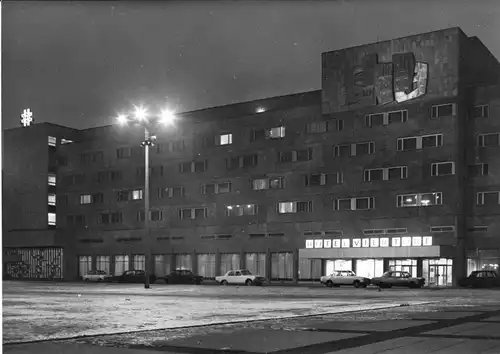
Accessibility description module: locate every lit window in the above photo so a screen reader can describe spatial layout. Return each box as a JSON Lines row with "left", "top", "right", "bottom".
{"left": 48, "top": 174, "right": 56, "bottom": 186}
{"left": 268, "top": 126, "right": 285, "bottom": 139}
{"left": 256, "top": 107, "right": 266, "bottom": 113}
{"left": 80, "top": 195, "right": 92, "bottom": 204}
{"left": 278, "top": 201, "right": 312, "bottom": 214}
{"left": 397, "top": 192, "right": 442, "bottom": 207}
{"left": 61, "top": 138, "right": 74, "bottom": 145}
{"left": 219, "top": 134, "right": 233, "bottom": 145}
{"left": 132, "top": 189, "right": 143, "bottom": 200}
{"left": 226, "top": 204, "right": 257, "bottom": 216}
{"left": 48, "top": 136, "right": 57, "bottom": 147}
{"left": 48, "top": 194, "right": 56, "bottom": 206}
{"left": 48, "top": 213, "right": 56, "bottom": 226}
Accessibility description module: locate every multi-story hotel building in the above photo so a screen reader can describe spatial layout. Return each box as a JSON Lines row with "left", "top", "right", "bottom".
{"left": 3, "top": 27, "right": 500, "bottom": 285}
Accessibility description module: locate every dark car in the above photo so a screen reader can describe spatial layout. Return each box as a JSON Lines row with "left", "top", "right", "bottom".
{"left": 371, "top": 271, "right": 425, "bottom": 288}
{"left": 161, "top": 269, "right": 204, "bottom": 285}
{"left": 109, "top": 270, "right": 156, "bottom": 284}
{"left": 459, "top": 270, "right": 500, "bottom": 288}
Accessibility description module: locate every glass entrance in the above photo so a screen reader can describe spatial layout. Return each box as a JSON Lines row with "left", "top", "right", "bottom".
{"left": 388, "top": 259, "right": 417, "bottom": 276}
{"left": 424, "top": 258, "right": 453, "bottom": 286}
{"left": 325, "top": 259, "right": 352, "bottom": 275}
{"left": 356, "top": 259, "right": 384, "bottom": 278}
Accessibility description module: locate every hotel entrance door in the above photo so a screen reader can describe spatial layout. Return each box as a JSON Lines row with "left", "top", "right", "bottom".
{"left": 428, "top": 265, "right": 447, "bottom": 286}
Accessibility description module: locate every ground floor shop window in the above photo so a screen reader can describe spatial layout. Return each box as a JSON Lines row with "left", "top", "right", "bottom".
{"left": 271, "top": 252, "right": 293, "bottom": 280}
{"left": 356, "top": 259, "right": 384, "bottom": 278}
{"left": 96, "top": 256, "right": 110, "bottom": 274}
{"left": 78, "top": 255, "right": 92, "bottom": 278}
{"left": 467, "top": 249, "right": 500, "bottom": 274}
{"left": 325, "top": 259, "right": 352, "bottom": 275}
{"left": 220, "top": 253, "right": 240, "bottom": 275}
{"left": 197, "top": 254, "right": 216, "bottom": 279}
{"left": 388, "top": 259, "right": 417, "bottom": 276}
{"left": 299, "top": 259, "right": 322, "bottom": 280}
{"left": 423, "top": 258, "right": 453, "bottom": 286}
{"left": 154, "top": 255, "right": 172, "bottom": 276}
{"left": 245, "top": 253, "right": 266, "bottom": 276}
{"left": 132, "top": 254, "right": 145, "bottom": 270}
{"left": 175, "top": 254, "right": 192, "bottom": 270}
{"left": 114, "top": 255, "right": 129, "bottom": 275}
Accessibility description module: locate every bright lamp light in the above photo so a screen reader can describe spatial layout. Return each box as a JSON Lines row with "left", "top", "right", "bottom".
{"left": 159, "top": 109, "right": 175, "bottom": 125}
{"left": 133, "top": 105, "right": 148, "bottom": 121}
{"left": 117, "top": 114, "right": 128, "bottom": 125}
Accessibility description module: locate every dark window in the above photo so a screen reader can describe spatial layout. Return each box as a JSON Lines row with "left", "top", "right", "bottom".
{"left": 431, "top": 162, "right": 454, "bottom": 176}
{"left": 269, "top": 177, "right": 283, "bottom": 189}
{"left": 355, "top": 142, "right": 375, "bottom": 156}
{"left": 336, "top": 199, "right": 351, "bottom": 211}
{"left": 117, "top": 147, "right": 132, "bottom": 159}
{"left": 100, "top": 213, "right": 110, "bottom": 224}
{"left": 242, "top": 155, "right": 258, "bottom": 167}
{"left": 481, "top": 134, "right": 500, "bottom": 147}
{"left": 194, "top": 208, "right": 207, "bottom": 219}
{"left": 388, "top": 110, "right": 408, "bottom": 124}
{"left": 194, "top": 161, "right": 207, "bottom": 172}
{"left": 296, "top": 149, "right": 312, "bottom": 161}
{"left": 365, "top": 169, "right": 383, "bottom": 181}
{"left": 111, "top": 212, "right": 122, "bottom": 223}
{"left": 334, "top": 145, "right": 350, "bottom": 157}
{"left": 388, "top": 167, "right": 407, "bottom": 180}
{"left": 398, "top": 137, "right": 417, "bottom": 151}
{"left": 180, "top": 209, "right": 192, "bottom": 220}
{"left": 306, "top": 121, "right": 328, "bottom": 134}
{"left": 365, "top": 113, "right": 384, "bottom": 127}
{"left": 180, "top": 162, "right": 192, "bottom": 173}
{"left": 251, "top": 129, "right": 266, "bottom": 141}
{"left": 431, "top": 104, "right": 455, "bottom": 118}
{"left": 471, "top": 105, "right": 489, "bottom": 118}
{"left": 203, "top": 184, "right": 216, "bottom": 195}
{"left": 297, "top": 201, "right": 312, "bottom": 212}
{"left": 111, "top": 171, "right": 122, "bottom": 181}
{"left": 484, "top": 192, "right": 499, "bottom": 206}
{"left": 469, "top": 164, "right": 488, "bottom": 177}
{"left": 422, "top": 135, "right": 442, "bottom": 148}
{"left": 226, "top": 156, "right": 240, "bottom": 170}
{"left": 305, "top": 173, "right": 323, "bottom": 186}
{"left": 279, "top": 151, "right": 293, "bottom": 163}
{"left": 151, "top": 210, "right": 162, "bottom": 221}
{"left": 92, "top": 193, "right": 104, "bottom": 204}
{"left": 355, "top": 198, "right": 372, "bottom": 210}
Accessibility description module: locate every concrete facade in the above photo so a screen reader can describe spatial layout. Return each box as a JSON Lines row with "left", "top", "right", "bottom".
{"left": 3, "top": 27, "right": 500, "bottom": 285}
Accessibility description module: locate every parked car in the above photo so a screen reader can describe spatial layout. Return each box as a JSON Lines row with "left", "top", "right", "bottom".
{"left": 370, "top": 271, "right": 425, "bottom": 288}
{"left": 83, "top": 270, "right": 112, "bottom": 282}
{"left": 320, "top": 270, "right": 370, "bottom": 288}
{"left": 458, "top": 270, "right": 500, "bottom": 288}
{"left": 159, "top": 269, "right": 204, "bottom": 285}
{"left": 108, "top": 270, "right": 156, "bottom": 284}
{"left": 215, "top": 269, "right": 265, "bottom": 286}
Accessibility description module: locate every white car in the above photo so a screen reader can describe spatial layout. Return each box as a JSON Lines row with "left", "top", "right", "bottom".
{"left": 83, "top": 270, "right": 112, "bottom": 282}
{"left": 320, "top": 270, "right": 371, "bottom": 288}
{"left": 215, "top": 269, "right": 266, "bottom": 286}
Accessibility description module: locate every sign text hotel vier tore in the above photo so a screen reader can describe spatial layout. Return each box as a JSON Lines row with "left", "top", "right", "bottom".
{"left": 305, "top": 236, "right": 433, "bottom": 249}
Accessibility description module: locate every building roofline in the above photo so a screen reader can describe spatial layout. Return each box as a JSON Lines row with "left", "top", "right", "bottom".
{"left": 322, "top": 26, "right": 465, "bottom": 56}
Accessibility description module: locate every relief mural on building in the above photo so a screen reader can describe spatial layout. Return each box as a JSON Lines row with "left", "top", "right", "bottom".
{"left": 343, "top": 52, "right": 428, "bottom": 107}
{"left": 4, "top": 247, "right": 64, "bottom": 280}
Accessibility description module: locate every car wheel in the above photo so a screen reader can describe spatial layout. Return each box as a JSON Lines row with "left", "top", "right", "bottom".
{"left": 221, "top": 280, "right": 228, "bottom": 286}
{"left": 84, "top": 278, "right": 89, "bottom": 282}
{"left": 245, "top": 279, "right": 253, "bottom": 286}
{"left": 353, "top": 280, "right": 361, "bottom": 288}
{"left": 326, "top": 281, "right": 333, "bottom": 287}
{"left": 97, "top": 278, "right": 102, "bottom": 282}
{"left": 164, "top": 279, "right": 169, "bottom": 284}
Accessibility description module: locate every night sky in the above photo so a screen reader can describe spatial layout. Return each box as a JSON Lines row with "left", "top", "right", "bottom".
{"left": 2, "top": 0, "right": 500, "bottom": 130}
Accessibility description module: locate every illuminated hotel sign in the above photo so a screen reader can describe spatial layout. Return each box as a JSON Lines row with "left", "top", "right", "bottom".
{"left": 305, "top": 236, "right": 433, "bottom": 249}
{"left": 20, "top": 108, "right": 34, "bottom": 127}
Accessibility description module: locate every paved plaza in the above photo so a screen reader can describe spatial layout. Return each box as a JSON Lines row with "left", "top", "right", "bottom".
{"left": 3, "top": 281, "right": 500, "bottom": 353}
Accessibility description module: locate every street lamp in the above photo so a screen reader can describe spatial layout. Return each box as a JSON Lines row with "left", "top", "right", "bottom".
{"left": 117, "top": 105, "right": 176, "bottom": 289}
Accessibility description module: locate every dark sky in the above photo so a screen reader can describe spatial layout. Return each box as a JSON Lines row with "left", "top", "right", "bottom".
{"left": 2, "top": 0, "right": 500, "bottom": 130}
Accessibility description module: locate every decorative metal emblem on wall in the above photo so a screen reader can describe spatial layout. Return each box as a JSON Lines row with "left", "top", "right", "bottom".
{"left": 4, "top": 247, "right": 64, "bottom": 280}
{"left": 344, "top": 52, "right": 428, "bottom": 107}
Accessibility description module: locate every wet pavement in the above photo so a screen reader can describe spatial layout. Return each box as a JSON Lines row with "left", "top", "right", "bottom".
{"left": 3, "top": 282, "right": 500, "bottom": 353}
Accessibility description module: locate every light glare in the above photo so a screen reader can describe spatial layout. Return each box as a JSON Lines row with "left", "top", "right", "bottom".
{"left": 134, "top": 105, "right": 148, "bottom": 121}
{"left": 160, "top": 109, "right": 175, "bottom": 125}
{"left": 117, "top": 114, "right": 128, "bottom": 125}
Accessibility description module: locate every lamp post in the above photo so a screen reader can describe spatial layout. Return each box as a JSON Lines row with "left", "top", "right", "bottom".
{"left": 117, "top": 105, "right": 175, "bottom": 289}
